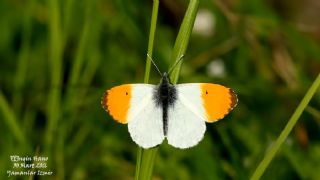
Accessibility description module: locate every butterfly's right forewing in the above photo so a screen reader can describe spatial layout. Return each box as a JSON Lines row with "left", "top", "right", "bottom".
{"left": 166, "top": 84, "right": 207, "bottom": 149}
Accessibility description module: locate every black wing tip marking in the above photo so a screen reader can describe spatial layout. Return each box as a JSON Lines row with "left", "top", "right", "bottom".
{"left": 229, "top": 88, "right": 238, "bottom": 111}
{"left": 212, "top": 88, "right": 238, "bottom": 122}
{"left": 101, "top": 90, "right": 109, "bottom": 112}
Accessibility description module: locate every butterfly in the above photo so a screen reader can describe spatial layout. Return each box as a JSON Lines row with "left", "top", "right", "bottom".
{"left": 101, "top": 71, "right": 237, "bottom": 149}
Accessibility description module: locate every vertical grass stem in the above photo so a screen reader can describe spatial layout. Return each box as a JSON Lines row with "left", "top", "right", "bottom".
{"left": 250, "top": 73, "right": 320, "bottom": 180}
{"left": 135, "top": 0, "right": 199, "bottom": 179}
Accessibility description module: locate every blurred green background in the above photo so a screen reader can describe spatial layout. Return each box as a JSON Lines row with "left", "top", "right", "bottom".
{"left": 1, "top": 0, "right": 320, "bottom": 179}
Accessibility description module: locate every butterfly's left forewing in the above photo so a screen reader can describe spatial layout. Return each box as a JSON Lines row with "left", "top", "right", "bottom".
{"left": 102, "top": 84, "right": 164, "bottom": 149}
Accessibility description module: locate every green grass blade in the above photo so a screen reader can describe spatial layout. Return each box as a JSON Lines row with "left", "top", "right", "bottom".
{"left": 143, "top": 0, "right": 159, "bottom": 84}
{"left": 135, "top": 0, "right": 199, "bottom": 180}
{"left": 169, "top": 0, "right": 199, "bottom": 84}
{"left": 46, "top": 0, "right": 63, "bottom": 178}
{"left": 135, "top": 147, "right": 159, "bottom": 180}
{"left": 46, "top": 0, "right": 63, "bottom": 145}
{"left": 250, "top": 72, "right": 320, "bottom": 180}
{"left": 135, "top": 0, "right": 159, "bottom": 179}
{"left": 0, "top": 91, "right": 26, "bottom": 145}
{"left": 67, "top": 0, "right": 92, "bottom": 91}
{"left": 13, "top": 0, "right": 34, "bottom": 114}
{"left": 63, "top": 0, "right": 75, "bottom": 41}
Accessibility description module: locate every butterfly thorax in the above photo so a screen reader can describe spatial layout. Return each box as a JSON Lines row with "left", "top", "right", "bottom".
{"left": 153, "top": 73, "right": 177, "bottom": 136}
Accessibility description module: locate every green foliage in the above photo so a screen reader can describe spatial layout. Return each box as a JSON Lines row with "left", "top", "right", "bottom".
{"left": 136, "top": 0, "right": 199, "bottom": 179}
{"left": 136, "top": 0, "right": 159, "bottom": 179}
{"left": 0, "top": 0, "right": 320, "bottom": 179}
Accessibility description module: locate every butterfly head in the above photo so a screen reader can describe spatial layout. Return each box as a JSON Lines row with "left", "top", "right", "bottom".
{"left": 161, "top": 72, "right": 172, "bottom": 85}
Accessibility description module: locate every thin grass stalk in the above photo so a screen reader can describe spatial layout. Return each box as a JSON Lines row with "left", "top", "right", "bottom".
{"left": 67, "top": 0, "right": 92, "bottom": 97}
{"left": 46, "top": 0, "right": 63, "bottom": 178}
{"left": 0, "top": 92, "right": 26, "bottom": 145}
{"left": 169, "top": 0, "right": 199, "bottom": 84}
{"left": 135, "top": 0, "right": 159, "bottom": 180}
{"left": 143, "top": 0, "right": 159, "bottom": 84}
{"left": 135, "top": 0, "right": 199, "bottom": 179}
{"left": 46, "top": 0, "right": 63, "bottom": 144}
{"left": 13, "top": 0, "right": 34, "bottom": 115}
{"left": 63, "top": 0, "right": 75, "bottom": 41}
{"left": 250, "top": 72, "right": 320, "bottom": 180}
{"left": 66, "top": 50, "right": 101, "bottom": 157}
{"left": 64, "top": 0, "right": 93, "bottom": 129}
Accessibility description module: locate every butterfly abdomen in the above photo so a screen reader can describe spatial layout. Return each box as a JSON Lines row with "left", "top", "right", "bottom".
{"left": 153, "top": 74, "right": 177, "bottom": 136}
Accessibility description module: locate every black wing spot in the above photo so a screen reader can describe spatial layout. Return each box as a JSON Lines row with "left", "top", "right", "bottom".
{"left": 125, "top": 92, "right": 128, "bottom": 95}
{"left": 206, "top": 90, "right": 208, "bottom": 95}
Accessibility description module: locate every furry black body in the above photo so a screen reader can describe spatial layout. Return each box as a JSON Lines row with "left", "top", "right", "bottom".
{"left": 153, "top": 73, "right": 177, "bottom": 136}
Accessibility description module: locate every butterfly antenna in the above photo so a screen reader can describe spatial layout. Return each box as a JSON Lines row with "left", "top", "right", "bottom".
{"left": 147, "top": 53, "right": 162, "bottom": 76}
{"left": 168, "top": 54, "right": 185, "bottom": 74}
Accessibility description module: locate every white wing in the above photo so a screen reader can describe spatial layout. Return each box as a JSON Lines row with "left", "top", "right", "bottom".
{"left": 127, "top": 85, "right": 165, "bottom": 149}
{"left": 166, "top": 84, "right": 207, "bottom": 149}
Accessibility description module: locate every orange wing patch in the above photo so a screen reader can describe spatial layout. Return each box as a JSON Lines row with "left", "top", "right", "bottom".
{"left": 201, "top": 83, "right": 237, "bottom": 122}
{"left": 101, "top": 84, "right": 132, "bottom": 124}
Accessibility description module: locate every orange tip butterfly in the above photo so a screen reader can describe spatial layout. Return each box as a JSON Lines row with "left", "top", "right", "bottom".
{"left": 101, "top": 70, "right": 237, "bottom": 149}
